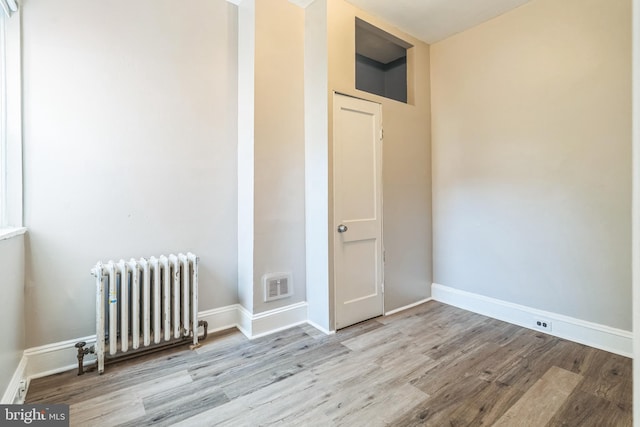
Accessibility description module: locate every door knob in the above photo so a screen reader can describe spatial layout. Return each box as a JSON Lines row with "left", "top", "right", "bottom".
{"left": 337, "top": 224, "right": 348, "bottom": 233}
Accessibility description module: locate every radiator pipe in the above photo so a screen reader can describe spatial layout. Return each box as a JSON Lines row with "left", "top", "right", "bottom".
{"left": 75, "top": 342, "right": 94, "bottom": 376}
{"left": 199, "top": 320, "right": 208, "bottom": 341}
{"left": 75, "top": 321, "right": 208, "bottom": 376}
{"left": 190, "top": 320, "right": 208, "bottom": 350}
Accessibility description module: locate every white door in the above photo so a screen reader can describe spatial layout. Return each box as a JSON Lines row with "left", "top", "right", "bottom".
{"left": 333, "top": 93, "right": 383, "bottom": 330}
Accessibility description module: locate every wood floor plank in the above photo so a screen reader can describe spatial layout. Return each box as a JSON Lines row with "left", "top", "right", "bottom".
{"left": 193, "top": 327, "right": 248, "bottom": 355}
{"left": 444, "top": 381, "right": 524, "bottom": 426}
{"left": 295, "top": 353, "right": 430, "bottom": 426}
{"left": 577, "top": 349, "right": 633, "bottom": 407}
{"left": 389, "top": 375, "right": 492, "bottom": 426}
{"left": 493, "top": 366, "right": 582, "bottom": 426}
{"left": 213, "top": 339, "right": 350, "bottom": 400}
{"left": 71, "top": 397, "right": 145, "bottom": 427}
{"left": 322, "top": 383, "right": 428, "bottom": 427}
{"left": 27, "top": 345, "right": 198, "bottom": 405}
{"left": 423, "top": 317, "right": 519, "bottom": 362}
{"left": 69, "top": 370, "right": 192, "bottom": 427}
{"left": 411, "top": 341, "right": 503, "bottom": 395}
{"left": 494, "top": 335, "right": 564, "bottom": 391}
{"left": 340, "top": 321, "right": 412, "bottom": 352}
{"left": 189, "top": 327, "right": 311, "bottom": 375}
{"left": 116, "top": 376, "right": 230, "bottom": 427}
{"left": 547, "top": 389, "right": 632, "bottom": 427}
{"left": 187, "top": 330, "right": 317, "bottom": 385}
{"left": 174, "top": 370, "right": 328, "bottom": 427}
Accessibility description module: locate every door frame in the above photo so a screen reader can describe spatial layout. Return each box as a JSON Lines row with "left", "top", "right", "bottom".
{"left": 332, "top": 91, "right": 385, "bottom": 330}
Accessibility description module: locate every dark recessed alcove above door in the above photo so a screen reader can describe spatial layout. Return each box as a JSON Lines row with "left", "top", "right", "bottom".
{"left": 355, "top": 18, "right": 413, "bottom": 103}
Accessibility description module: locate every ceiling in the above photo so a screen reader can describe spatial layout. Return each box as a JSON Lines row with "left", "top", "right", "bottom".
{"left": 345, "top": 0, "right": 533, "bottom": 44}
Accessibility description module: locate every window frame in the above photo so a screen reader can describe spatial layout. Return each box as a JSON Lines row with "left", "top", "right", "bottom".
{"left": 0, "top": 8, "right": 22, "bottom": 233}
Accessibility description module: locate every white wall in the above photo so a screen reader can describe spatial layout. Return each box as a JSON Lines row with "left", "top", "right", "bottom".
{"left": 22, "top": 0, "right": 239, "bottom": 347}
{"left": 237, "top": 0, "right": 255, "bottom": 313}
{"left": 0, "top": 234, "right": 25, "bottom": 399}
{"left": 253, "top": 0, "right": 306, "bottom": 313}
{"left": 432, "top": 0, "right": 632, "bottom": 330}
{"left": 304, "top": 0, "right": 331, "bottom": 330}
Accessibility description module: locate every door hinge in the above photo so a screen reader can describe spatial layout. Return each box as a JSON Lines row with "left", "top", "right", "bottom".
{"left": 381, "top": 282, "right": 385, "bottom": 293}
{"left": 383, "top": 250, "right": 386, "bottom": 263}
{"left": 380, "top": 128, "right": 383, "bottom": 140}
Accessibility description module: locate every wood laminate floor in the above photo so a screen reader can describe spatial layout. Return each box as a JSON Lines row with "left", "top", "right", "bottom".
{"left": 26, "top": 301, "right": 632, "bottom": 426}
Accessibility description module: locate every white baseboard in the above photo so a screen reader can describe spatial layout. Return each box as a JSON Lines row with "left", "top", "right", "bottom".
{"left": 238, "top": 301, "right": 309, "bottom": 339}
{"left": 236, "top": 305, "right": 253, "bottom": 338}
{"left": 199, "top": 304, "right": 241, "bottom": 335}
{"left": 23, "top": 335, "right": 97, "bottom": 382}
{"left": 1, "top": 355, "right": 27, "bottom": 404}
{"left": 432, "top": 283, "right": 633, "bottom": 357}
{"left": 306, "top": 319, "right": 335, "bottom": 335}
{"left": 385, "top": 297, "right": 433, "bottom": 316}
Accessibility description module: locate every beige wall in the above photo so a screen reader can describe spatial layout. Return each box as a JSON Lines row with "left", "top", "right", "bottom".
{"left": 328, "top": 0, "right": 432, "bottom": 312}
{"left": 254, "top": 0, "right": 306, "bottom": 312}
{"left": 22, "top": 0, "right": 239, "bottom": 346}
{"left": 0, "top": 234, "right": 25, "bottom": 400}
{"left": 431, "top": 0, "right": 632, "bottom": 329}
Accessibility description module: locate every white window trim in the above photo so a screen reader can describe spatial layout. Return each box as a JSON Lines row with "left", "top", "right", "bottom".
{"left": 0, "top": 226, "right": 24, "bottom": 241}
{"left": 0, "top": 8, "right": 22, "bottom": 229}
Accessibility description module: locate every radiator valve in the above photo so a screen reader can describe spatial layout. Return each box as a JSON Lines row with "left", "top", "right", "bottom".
{"left": 75, "top": 342, "right": 94, "bottom": 376}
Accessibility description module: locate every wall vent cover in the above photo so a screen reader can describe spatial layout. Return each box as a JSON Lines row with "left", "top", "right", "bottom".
{"left": 263, "top": 272, "right": 293, "bottom": 302}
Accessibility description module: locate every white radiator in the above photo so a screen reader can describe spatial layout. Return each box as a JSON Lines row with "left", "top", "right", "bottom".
{"left": 90, "top": 252, "right": 200, "bottom": 374}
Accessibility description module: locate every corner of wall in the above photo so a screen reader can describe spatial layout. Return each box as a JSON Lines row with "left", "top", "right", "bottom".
{"left": 1, "top": 356, "right": 27, "bottom": 404}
